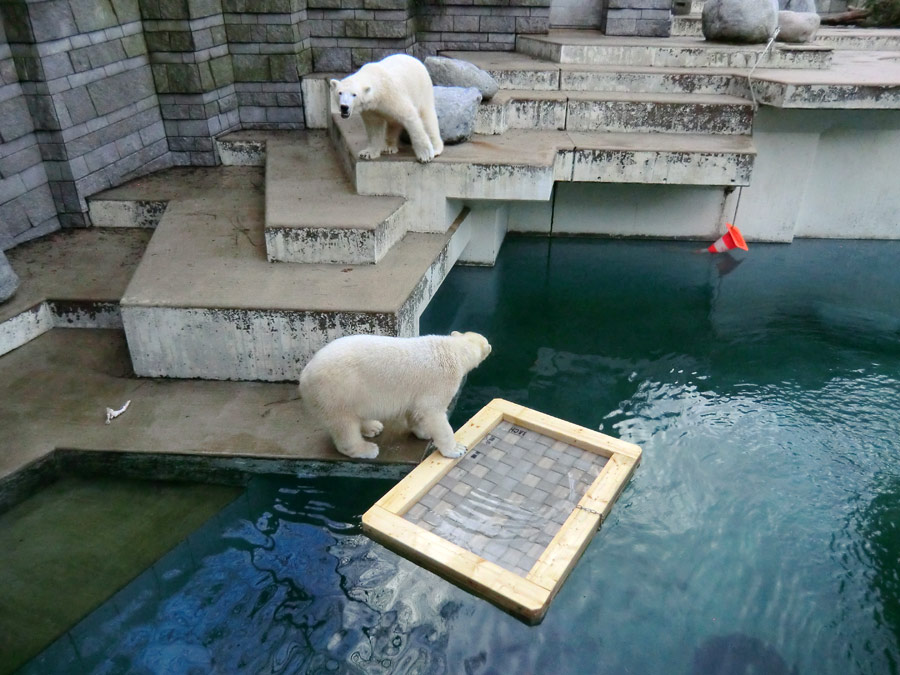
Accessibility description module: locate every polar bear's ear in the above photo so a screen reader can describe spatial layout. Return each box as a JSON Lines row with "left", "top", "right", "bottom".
{"left": 451, "top": 331, "right": 461, "bottom": 337}
{"left": 329, "top": 79, "right": 339, "bottom": 91}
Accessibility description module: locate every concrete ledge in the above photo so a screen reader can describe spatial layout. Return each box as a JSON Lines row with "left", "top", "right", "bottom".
{"left": 88, "top": 200, "right": 168, "bottom": 228}
{"left": 476, "top": 89, "right": 753, "bottom": 135}
{"left": 563, "top": 131, "right": 755, "bottom": 185}
{"left": 447, "top": 49, "right": 900, "bottom": 110}
{"left": 0, "top": 329, "right": 428, "bottom": 486}
{"left": 516, "top": 31, "right": 833, "bottom": 69}
{"left": 119, "top": 170, "right": 474, "bottom": 380}
{"left": 333, "top": 110, "right": 754, "bottom": 192}
{"left": 264, "top": 136, "right": 408, "bottom": 264}
{"left": 0, "top": 229, "right": 151, "bottom": 357}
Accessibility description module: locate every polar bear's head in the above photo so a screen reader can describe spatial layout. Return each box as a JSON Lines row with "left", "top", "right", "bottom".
{"left": 330, "top": 75, "right": 373, "bottom": 119}
{"left": 451, "top": 331, "right": 492, "bottom": 370}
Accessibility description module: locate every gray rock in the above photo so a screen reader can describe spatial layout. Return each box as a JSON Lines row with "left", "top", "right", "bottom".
{"left": 425, "top": 56, "right": 499, "bottom": 102}
{"left": 0, "top": 250, "right": 20, "bottom": 304}
{"left": 434, "top": 86, "right": 482, "bottom": 145}
{"left": 702, "top": 0, "right": 779, "bottom": 43}
{"left": 777, "top": 10, "right": 821, "bottom": 42}
{"left": 779, "top": 0, "right": 816, "bottom": 11}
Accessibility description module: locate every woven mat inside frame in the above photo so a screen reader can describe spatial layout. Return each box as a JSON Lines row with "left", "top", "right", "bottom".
{"left": 403, "top": 420, "right": 609, "bottom": 578}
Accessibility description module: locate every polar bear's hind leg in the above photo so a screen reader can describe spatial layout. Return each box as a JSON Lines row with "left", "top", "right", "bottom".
{"left": 329, "top": 417, "right": 380, "bottom": 459}
{"left": 422, "top": 105, "right": 443, "bottom": 157}
{"left": 361, "top": 419, "right": 384, "bottom": 438}
{"left": 384, "top": 122, "right": 402, "bottom": 155}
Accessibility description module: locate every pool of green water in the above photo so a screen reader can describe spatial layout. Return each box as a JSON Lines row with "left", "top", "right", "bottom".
{"left": 23, "top": 236, "right": 900, "bottom": 674}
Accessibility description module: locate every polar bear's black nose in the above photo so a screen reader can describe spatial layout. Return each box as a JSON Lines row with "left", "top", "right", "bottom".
{"left": 340, "top": 105, "right": 350, "bottom": 118}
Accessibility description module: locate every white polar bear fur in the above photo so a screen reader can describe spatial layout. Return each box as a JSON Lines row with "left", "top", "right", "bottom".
{"left": 330, "top": 54, "right": 444, "bottom": 163}
{"left": 298, "top": 331, "right": 491, "bottom": 459}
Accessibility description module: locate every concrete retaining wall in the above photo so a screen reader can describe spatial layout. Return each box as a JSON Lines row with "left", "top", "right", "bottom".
{"left": 508, "top": 107, "right": 900, "bottom": 241}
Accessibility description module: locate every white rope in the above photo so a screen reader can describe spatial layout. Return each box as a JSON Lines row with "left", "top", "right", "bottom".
{"left": 747, "top": 26, "right": 781, "bottom": 110}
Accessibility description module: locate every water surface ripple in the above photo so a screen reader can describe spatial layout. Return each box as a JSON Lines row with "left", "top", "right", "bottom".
{"left": 26, "top": 238, "right": 900, "bottom": 675}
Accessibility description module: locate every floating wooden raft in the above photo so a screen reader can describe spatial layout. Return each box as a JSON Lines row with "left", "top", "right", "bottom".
{"left": 362, "top": 398, "right": 642, "bottom": 624}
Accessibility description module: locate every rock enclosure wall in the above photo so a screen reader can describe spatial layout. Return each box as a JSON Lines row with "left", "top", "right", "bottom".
{"left": 0, "top": 0, "right": 550, "bottom": 247}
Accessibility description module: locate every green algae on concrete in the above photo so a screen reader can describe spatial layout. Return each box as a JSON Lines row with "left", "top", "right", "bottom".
{"left": 0, "top": 475, "right": 242, "bottom": 674}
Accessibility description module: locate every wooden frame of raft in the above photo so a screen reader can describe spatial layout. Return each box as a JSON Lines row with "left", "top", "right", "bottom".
{"left": 361, "top": 398, "right": 642, "bottom": 624}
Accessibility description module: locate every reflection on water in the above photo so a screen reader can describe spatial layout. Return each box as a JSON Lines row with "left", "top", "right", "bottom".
{"left": 27, "top": 237, "right": 900, "bottom": 674}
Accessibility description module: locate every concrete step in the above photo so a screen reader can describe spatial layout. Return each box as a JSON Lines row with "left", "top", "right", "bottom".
{"left": 445, "top": 51, "right": 752, "bottom": 96}
{"left": 672, "top": 15, "right": 701, "bottom": 38}
{"left": 516, "top": 30, "right": 833, "bottom": 69}
{"left": 673, "top": 16, "right": 900, "bottom": 51}
{"left": 1, "top": 229, "right": 150, "bottom": 357}
{"left": 119, "top": 164, "right": 474, "bottom": 381}
{"left": 332, "top": 112, "right": 755, "bottom": 194}
{"left": 264, "top": 135, "right": 408, "bottom": 264}
{"left": 815, "top": 28, "right": 900, "bottom": 51}
{"left": 476, "top": 90, "right": 753, "bottom": 136}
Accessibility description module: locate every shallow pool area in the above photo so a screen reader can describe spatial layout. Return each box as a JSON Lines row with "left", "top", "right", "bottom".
{"left": 17, "top": 236, "right": 900, "bottom": 674}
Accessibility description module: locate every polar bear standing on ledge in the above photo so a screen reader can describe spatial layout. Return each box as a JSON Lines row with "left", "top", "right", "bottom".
{"left": 299, "top": 332, "right": 491, "bottom": 460}
{"left": 330, "top": 54, "right": 444, "bottom": 163}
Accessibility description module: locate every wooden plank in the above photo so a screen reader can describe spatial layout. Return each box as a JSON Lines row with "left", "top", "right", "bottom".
{"left": 525, "top": 454, "right": 638, "bottom": 592}
{"left": 373, "top": 403, "right": 504, "bottom": 515}
{"left": 580, "top": 454, "right": 640, "bottom": 518}
{"left": 362, "top": 505, "right": 551, "bottom": 623}
{"left": 488, "top": 398, "right": 642, "bottom": 461}
{"left": 455, "top": 401, "right": 505, "bottom": 450}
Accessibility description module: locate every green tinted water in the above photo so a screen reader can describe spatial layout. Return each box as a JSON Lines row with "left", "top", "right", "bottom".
{"left": 23, "top": 237, "right": 900, "bottom": 674}
{"left": 0, "top": 477, "right": 240, "bottom": 673}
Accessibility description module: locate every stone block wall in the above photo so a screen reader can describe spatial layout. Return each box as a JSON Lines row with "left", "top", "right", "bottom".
{"left": 415, "top": 0, "right": 550, "bottom": 57}
{"left": 308, "top": 0, "right": 416, "bottom": 72}
{"left": 1, "top": 0, "right": 169, "bottom": 233}
{"left": 603, "top": 0, "right": 672, "bottom": 37}
{"left": 0, "top": 20, "right": 59, "bottom": 248}
{"left": 224, "top": 0, "right": 312, "bottom": 129}
{"left": 142, "top": 0, "right": 238, "bottom": 165}
{"left": 0, "top": 0, "right": 550, "bottom": 246}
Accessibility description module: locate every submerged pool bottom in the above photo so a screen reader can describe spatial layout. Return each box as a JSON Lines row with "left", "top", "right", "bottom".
{"left": 0, "top": 476, "right": 241, "bottom": 673}
{"left": 18, "top": 237, "right": 900, "bottom": 674}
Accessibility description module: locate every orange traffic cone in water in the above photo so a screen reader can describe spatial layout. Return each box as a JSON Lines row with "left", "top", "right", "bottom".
{"left": 707, "top": 223, "right": 748, "bottom": 253}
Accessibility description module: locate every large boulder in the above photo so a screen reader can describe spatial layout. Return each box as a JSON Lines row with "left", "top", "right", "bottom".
{"left": 702, "top": 0, "right": 779, "bottom": 43}
{"left": 777, "top": 10, "right": 820, "bottom": 42}
{"left": 434, "top": 86, "right": 482, "bottom": 145}
{"left": 425, "top": 56, "right": 499, "bottom": 102}
{"left": 779, "top": 0, "right": 816, "bottom": 11}
{"left": 0, "top": 250, "right": 20, "bottom": 304}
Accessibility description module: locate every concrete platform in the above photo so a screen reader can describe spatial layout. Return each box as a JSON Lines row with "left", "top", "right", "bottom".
{"left": 0, "top": 328, "right": 426, "bottom": 485}
{"left": 476, "top": 90, "right": 753, "bottom": 135}
{"left": 114, "top": 160, "right": 472, "bottom": 380}
{"left": 264, "top": 134, "right": 408, "bottom": 264}
{"left": 1, "top": 229, "right": 151, "bottom": 357}
{"left": 516, "top": 31, "right": 833, "bottom": 69}
{"left": 447, "top": 48, "right": 900, "bottom": 109}
{"left": 333, "top": 112, "right": 755, "bottom": 196}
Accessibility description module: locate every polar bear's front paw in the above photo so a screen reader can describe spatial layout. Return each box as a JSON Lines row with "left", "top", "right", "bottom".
{"left": 340, "top": 441, "right": 380, "bottom": 460}
{"left": 361, "top": 420, "right": 384, "bottom": 438}
{"left": 359, "top": 147, "right": 381, "bottom": 160}
{"left": 415, "top": 143, "right": 435, "bottom": 164}
{"left": 438, "top": 442, "right": 467, "bottom": 459}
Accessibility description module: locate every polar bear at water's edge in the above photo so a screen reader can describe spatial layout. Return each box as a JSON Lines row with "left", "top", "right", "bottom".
{"left": 330, "top": 54, "right": 444, "bottom": 163}
{"left": 298, "top": 332, "right": 492, "bottom": 460}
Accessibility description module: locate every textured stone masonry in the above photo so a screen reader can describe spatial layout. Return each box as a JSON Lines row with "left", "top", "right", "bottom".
{"left": 0, "top": 0, "right": 549, "bottom": 246}
{"left": 604, "top": 0, "right": 673, "bottom": 37}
